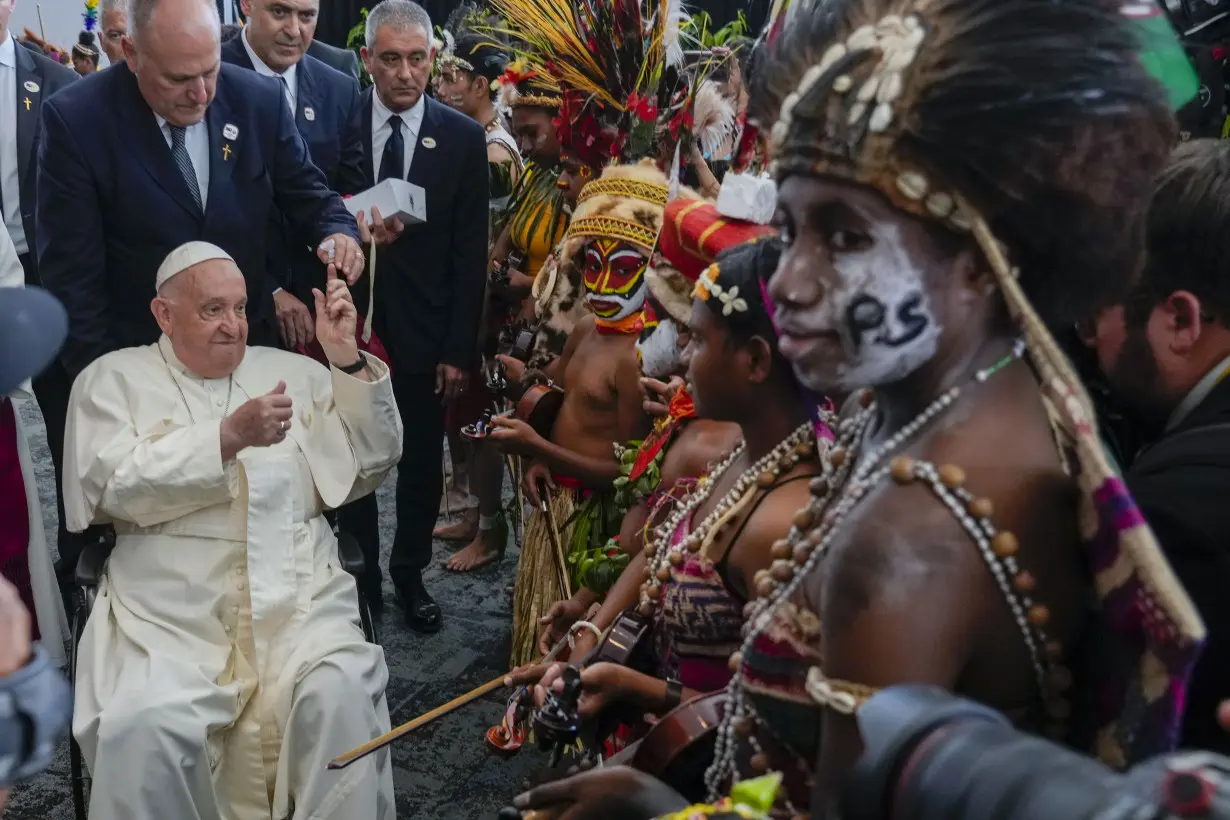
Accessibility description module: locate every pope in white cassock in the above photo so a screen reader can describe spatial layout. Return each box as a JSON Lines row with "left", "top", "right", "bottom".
{"left": 63, "top": 242, "right": 402, "bottom": 820}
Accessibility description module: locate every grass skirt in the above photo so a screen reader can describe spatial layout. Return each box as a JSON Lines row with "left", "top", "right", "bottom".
{"left": 510, "top": 487, "right": 578, "bottom": 668}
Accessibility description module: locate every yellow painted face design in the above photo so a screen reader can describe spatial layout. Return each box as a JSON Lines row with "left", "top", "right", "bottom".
{"left": 582, "top": 239, "right": 649, "bottom": 320}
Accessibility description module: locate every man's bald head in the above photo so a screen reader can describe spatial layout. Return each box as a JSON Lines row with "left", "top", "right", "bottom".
{"left": 152, "top": 256, "right": 249, "bottom": 378}
{"left": 124, "top": 0, "right": 221, "bottom": 126}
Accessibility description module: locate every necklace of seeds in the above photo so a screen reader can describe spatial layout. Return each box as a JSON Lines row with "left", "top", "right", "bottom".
{"left": 703, "top": 340, "right": 1070, "bottom": 805}
{"left": 638, "top": 421, "right": 817, "bottom": 613}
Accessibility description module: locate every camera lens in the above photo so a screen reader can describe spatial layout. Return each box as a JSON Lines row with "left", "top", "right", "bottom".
{"left": 841, "top": 686, "right": 1144, "bottom": 820}
{"left": 885, "top": 719, "right": 1121, "bottom": 820}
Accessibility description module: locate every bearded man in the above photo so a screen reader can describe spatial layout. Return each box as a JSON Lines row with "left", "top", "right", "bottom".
{"left": 63, "top": 242, "right": 400, "bottom": 820}
{"left": 1092, "top": 137, "right": 1230, "bottom": 755}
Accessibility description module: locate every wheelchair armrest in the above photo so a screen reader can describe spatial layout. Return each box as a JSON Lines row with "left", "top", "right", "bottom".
{"left": 335, "top": 531, "right": 367, "bottom": 577}
{"left": 74, "top": 538, "right": 116, "bottom": 588}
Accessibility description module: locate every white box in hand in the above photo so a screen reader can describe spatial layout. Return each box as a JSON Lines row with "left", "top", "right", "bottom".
{"left": 345, "top": 179, "right": 427, "bottom": 225}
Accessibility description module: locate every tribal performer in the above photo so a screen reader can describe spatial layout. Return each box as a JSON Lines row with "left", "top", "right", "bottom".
{"left": 437, "top": 60, "right": 572, "bottom": 570}
{"left": 434, "top": 4, "right": 524, "bottom": 220}
{"left": 509, "top": 240, "right": 825, "bottom": 755}
{"left": 509, "top": 0, "right": 1207, "bottom": 817}
{"left": 484, "top": 0, "right": 701, "bottom": 667}
{"left": 535, "top": 195, "right": 778, "bottom": 652}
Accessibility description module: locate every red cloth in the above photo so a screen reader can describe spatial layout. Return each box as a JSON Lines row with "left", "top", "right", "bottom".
{"left": 296, "top": 324, "right": 391, "bottom": 368}
{"left": 0, "top": 398, "right": 37, "bottom": 641}
{"left": 658, "top": 199, "right": 777, "bottom": 282}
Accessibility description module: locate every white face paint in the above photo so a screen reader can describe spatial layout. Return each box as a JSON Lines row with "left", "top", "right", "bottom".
{"left": 780, "top": 220, "right": 941, "bottom": 392}
{"left": 637, "top": 318, "right": 683, "bottom": 378}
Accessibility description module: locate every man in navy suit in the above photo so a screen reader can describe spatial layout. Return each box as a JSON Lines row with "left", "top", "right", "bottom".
{"left": 342, "top": 0, "right": 487, "bottom": 632}
{"left": 222, "top": 0, "right": 365, "bottom": 349}
{"left": 36, "top": 0, "right": 365, "bottom": 573}
{"left": 1, "top": 0, "right": 79, "bottom": 588}
{"left": 37, "top": 0, "right": 364, "bottom": 381}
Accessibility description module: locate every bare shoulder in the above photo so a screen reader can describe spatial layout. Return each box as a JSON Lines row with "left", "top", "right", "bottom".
{"left": 665, "top": 421, "right": 742, "bottom": 482}
{"left": 812, "top": 478, "right": 989, "bottom": 637}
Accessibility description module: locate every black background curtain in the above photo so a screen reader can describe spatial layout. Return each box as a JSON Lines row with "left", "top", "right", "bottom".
{"left": 314, "top": 0, "right": 770, "bottom": 49}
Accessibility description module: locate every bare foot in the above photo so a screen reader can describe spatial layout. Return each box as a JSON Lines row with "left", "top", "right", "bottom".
{"left": 439, "top": 488, "right": 478, "bottom": 514}
{"left": 434, "top": 510, "right": 478, "bottom": 541}
{"left": 444, "top": 530, "right": 504, "bottom": 572}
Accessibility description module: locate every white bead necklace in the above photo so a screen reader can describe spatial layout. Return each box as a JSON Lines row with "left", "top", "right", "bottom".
{"left": 637, "top": 421, "right": 817, "bottom": 613}
{"left": 703, "top": 341, "right": 1062, "bottom": 803}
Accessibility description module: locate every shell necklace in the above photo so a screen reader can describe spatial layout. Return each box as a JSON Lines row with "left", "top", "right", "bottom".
{"left": 639, "top": 420, "right": 817, "bottom": 611}
{"left": 703, "top": 340, "right": 1034, "bottom": 803}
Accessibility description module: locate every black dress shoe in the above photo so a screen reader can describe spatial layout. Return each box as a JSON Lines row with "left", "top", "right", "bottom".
{"left": 396, "top": 574, "right": 443, "bottom": 633}
{"left": 361, "top": 583, "right": 384, "bottom": 617}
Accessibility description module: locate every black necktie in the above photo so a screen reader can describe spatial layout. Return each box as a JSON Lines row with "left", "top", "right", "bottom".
{"left": 378, "top": 115, "right": 404, "bottom": 182}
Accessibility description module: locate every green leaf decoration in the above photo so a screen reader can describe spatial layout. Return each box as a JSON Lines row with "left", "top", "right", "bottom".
{"left": 345, "top": 9, "right": 373, "bottom": 89}
{"left": 730, "top": 773, "right": 782, "bottom": 815}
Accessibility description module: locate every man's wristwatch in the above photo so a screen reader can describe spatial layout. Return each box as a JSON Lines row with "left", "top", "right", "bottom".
{"left": 334, "top": 353, "right": 367, "bottom": 374}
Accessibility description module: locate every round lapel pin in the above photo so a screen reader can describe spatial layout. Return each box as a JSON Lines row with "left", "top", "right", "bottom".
{"left": 421, "top": 137, "right": 437, "bottom": 149}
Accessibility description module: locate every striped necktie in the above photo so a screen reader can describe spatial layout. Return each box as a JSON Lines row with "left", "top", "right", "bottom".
{"left": 169, "top": 125, "right": 203, "bottom": 211}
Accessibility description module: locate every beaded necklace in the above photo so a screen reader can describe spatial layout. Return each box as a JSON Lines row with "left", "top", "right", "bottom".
{"left": 702, "top": 340, "right": 1072, "bottom": 804}
{"left": 638, "top": 421, "right": 817, "bottom": 611}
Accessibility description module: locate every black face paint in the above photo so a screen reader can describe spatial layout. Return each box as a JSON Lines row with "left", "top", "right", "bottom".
{"left": 845, "top": 293, "right": 931, "bottom": 352}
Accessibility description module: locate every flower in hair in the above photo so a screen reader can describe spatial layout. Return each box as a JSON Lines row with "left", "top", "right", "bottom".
{"left": 693, "top": 264, "right": 747, "bottom": 315}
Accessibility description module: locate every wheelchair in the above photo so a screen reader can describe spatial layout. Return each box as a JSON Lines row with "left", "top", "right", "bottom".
{"left": 68, "top": 530, "right": 379, "bottom": 820}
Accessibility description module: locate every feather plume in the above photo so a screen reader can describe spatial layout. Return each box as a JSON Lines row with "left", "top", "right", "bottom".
{"left": 483, "top": 0, "right": 695, "bottom": 170}
{"left": 692, "top": 79, "right": 736, "bottom": 157}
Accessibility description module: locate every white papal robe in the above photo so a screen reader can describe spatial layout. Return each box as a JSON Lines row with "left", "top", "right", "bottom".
{"left": 63, "top": 336, "right": 403, "bottom": 820}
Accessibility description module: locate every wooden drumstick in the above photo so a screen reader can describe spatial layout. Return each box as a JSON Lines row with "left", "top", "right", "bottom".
{"left": 327, "top": 631, "right": 577, "bottom": 769}
{"left": 327, "top": 674, "right": 507, "bottom": 769}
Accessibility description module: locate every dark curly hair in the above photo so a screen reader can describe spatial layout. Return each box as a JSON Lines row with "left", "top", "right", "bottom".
{"left": 749, "top": 0, "right": 1176, "bottom": 327}
{"left": 452, "top": 34, "right": 510, "bottom": 86}
{"left": 703, "top": 238, "right": 783, "bottom": 350}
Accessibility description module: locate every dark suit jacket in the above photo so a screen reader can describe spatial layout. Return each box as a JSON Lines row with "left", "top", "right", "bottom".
{"left": 221, "top": 39, "right": 365, "bottom": 303}
{"left": 37, "top": 62, "right": 358, "bottom": 379}
{"left": 11, "top": 43, "right": 76, "bottom": 283}
{"left": 307, "top": 39, "right": 361, "bottom": 82}
{"left": 1128, "top": 375, "right": 1230, "bottom": 755}
{"left": 356, "top": 90, "right": 488, "bottom": 374}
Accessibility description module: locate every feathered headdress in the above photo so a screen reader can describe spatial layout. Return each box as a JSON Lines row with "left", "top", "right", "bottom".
{"left": 751, "top": 0, "right": 1204, "bottom": 769}
{"left": 437, "top": 3, "right": 501, "bottom": 73}
{"left": 496, "top": 58, "right": 563, "bottom": 111}
{"left": 485, "top": 0, "right": 695, "bottom": 171}
{"left": 691, "top": 78, "right": 736, "bottom": 159}
{"left": 82, "top": 0, "right": 99, "bottom": 32}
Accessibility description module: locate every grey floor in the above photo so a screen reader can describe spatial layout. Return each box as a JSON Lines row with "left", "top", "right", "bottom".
{"left": 5, "top": 397, "right": 540, "bottom": 819}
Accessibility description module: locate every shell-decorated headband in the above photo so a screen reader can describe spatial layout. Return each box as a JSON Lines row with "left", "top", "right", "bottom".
{"left": 768, "top": 12, "right": 971, "bottom": 232}
{"left": 436, "top": 31, "right": 474, "bottom": 73}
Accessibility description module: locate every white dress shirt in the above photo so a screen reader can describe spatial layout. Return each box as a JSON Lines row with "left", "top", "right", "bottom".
{"left": 0, "top": 32, "right": 27, "bottom": 255}
{"left": 240, "top": 28, "right": 297, "bottom": 114}
{"left": 370, "top": 92, "right": 424, "bottom": 181}
{"left": 155, "top": 115, "right": 210, "bottom": 210}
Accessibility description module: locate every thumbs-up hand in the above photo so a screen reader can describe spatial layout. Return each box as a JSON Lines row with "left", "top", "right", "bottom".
{"left": 312, "top": 264, "right": 360, "bottom": 370}
{"left": 220, "top": 380, "right": 295, "bottom": 457}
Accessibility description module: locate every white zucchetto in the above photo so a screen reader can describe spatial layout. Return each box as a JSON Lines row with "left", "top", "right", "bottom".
{"left": 155, "top": 242, "right": 237, "bottom": 291}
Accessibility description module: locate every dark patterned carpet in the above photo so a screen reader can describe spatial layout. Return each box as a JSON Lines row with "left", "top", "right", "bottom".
{"left": 6, "top": 397, "right": 540, "bottom": 819}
